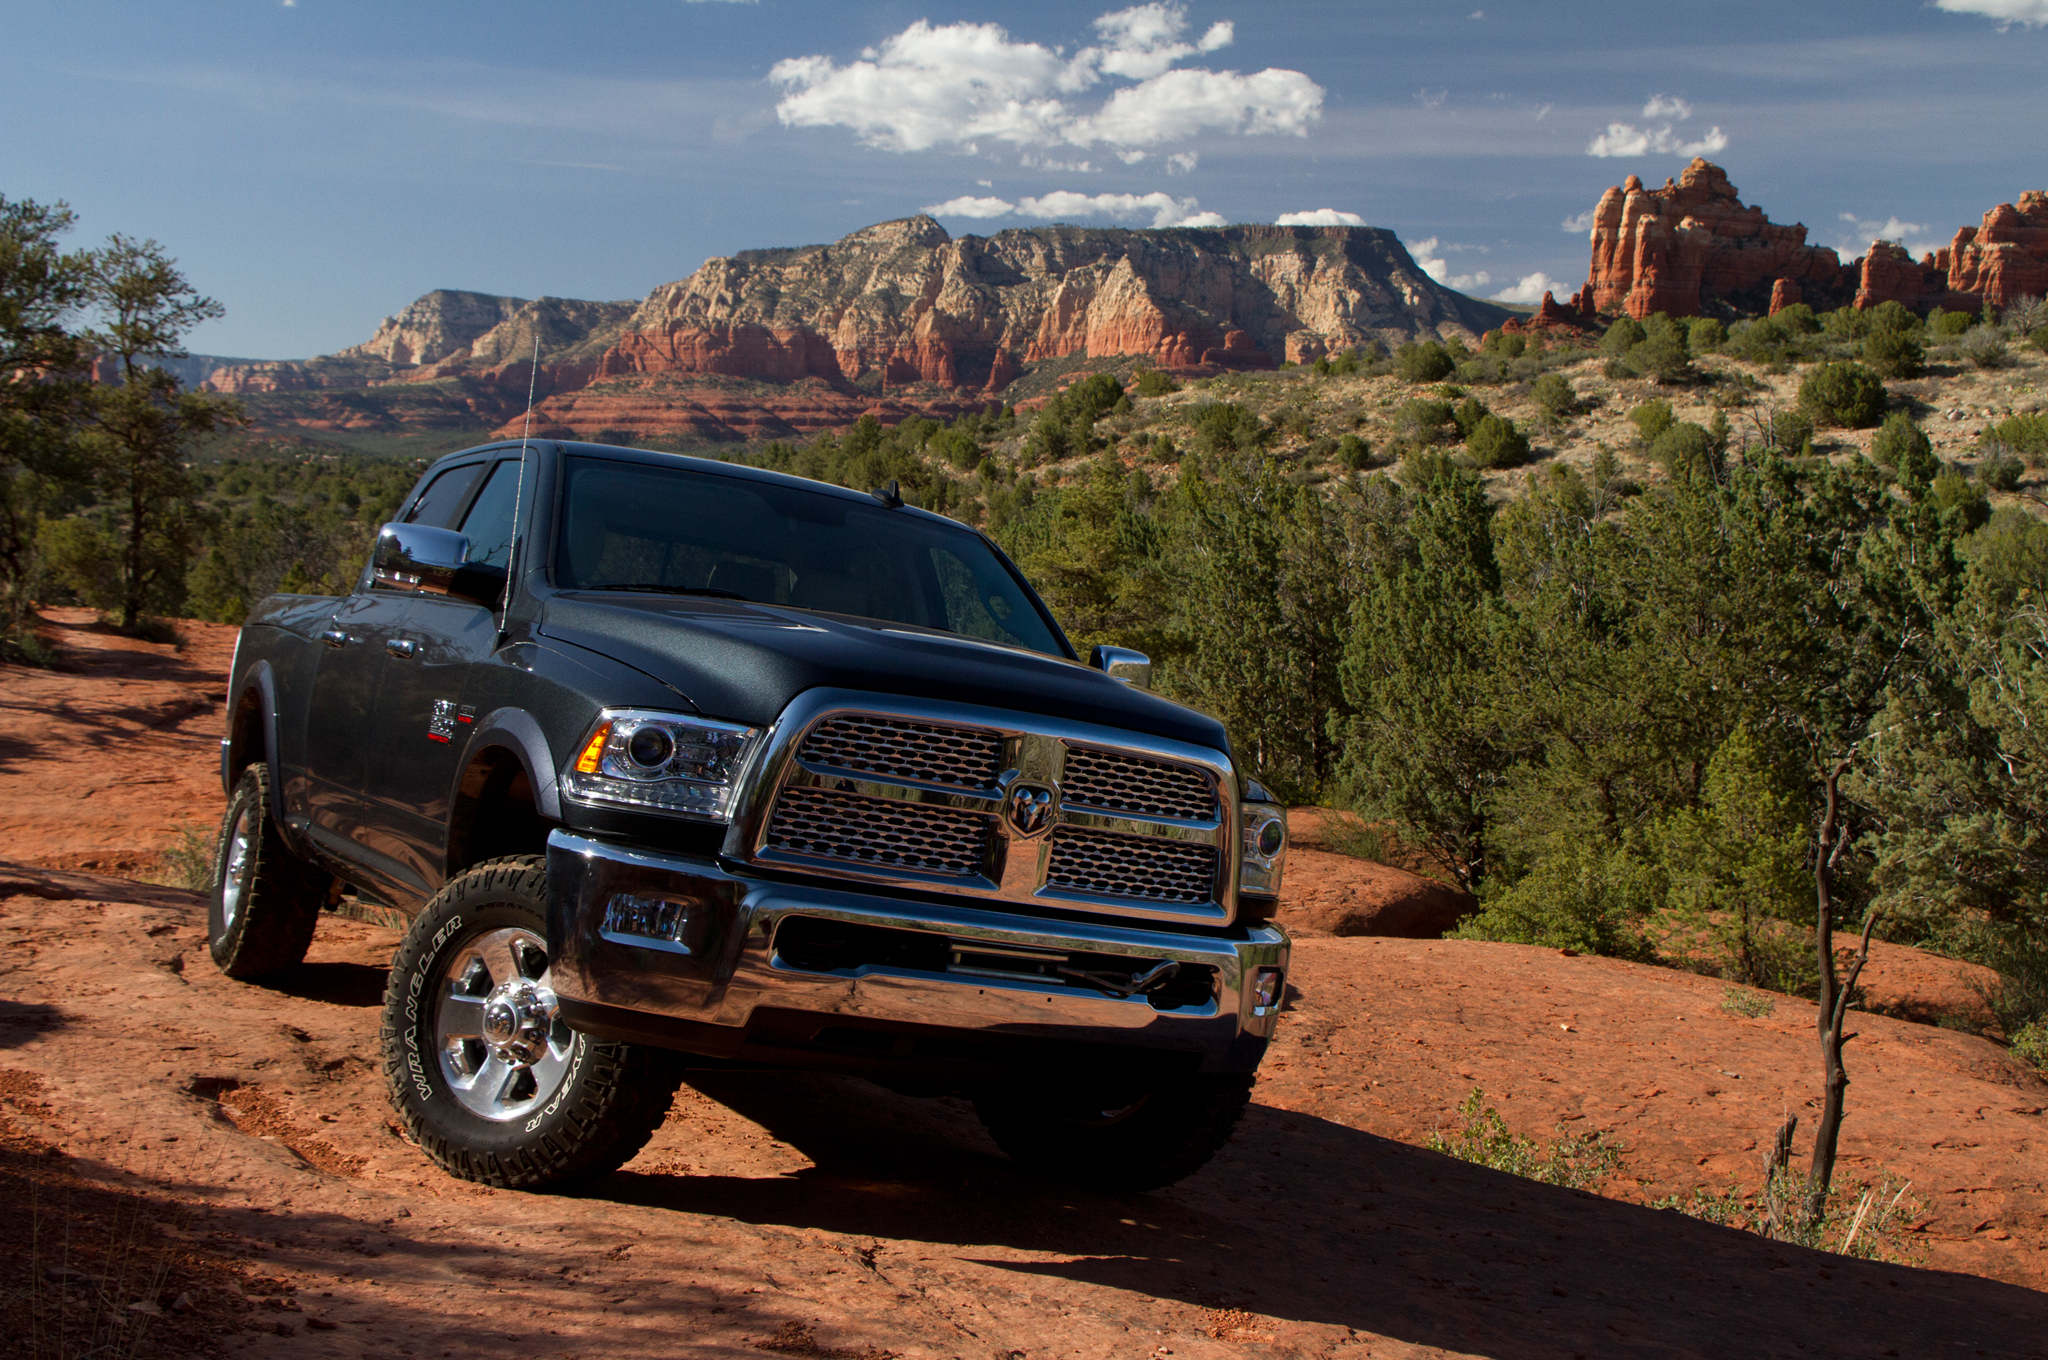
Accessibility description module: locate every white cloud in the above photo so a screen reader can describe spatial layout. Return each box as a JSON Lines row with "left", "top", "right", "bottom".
{"left": 1408, "top": 237, "right": 1491, "bottom": 293}
{"left": 1586, "top": 91, "right": 1727, "bottom": 159}
{"left": 1936, "top": 0, "right": 2048, "bottom": 27}
{"left": 1416, "top": 87, "right": 1448, "bottom": 110}
{"left": 1587, "top": 121, "right": 1727, "bottom": 157}
{"left": 924, "top": 195, "right": 1015, "bottom": 218}
{"left": 771, "top": 5, "right": 1322, "bottom": 157}
{"left": 1166, "top": 150, "right": 1198, "bottom": 174}
{"left": 1561, "top": 209, "right": 1596, "bottom": 233}
{"left": 1275, "top": 208, "right": 1367, "bottom": 227}
{"left": 924, "top": 189, "right": 1226, "bottom": 228}
{"left": 1493, "top": 272, "right": 1575, "bottom": 304}
{"left": 1835, "top": 213, "right": 1948, "bottom": 260}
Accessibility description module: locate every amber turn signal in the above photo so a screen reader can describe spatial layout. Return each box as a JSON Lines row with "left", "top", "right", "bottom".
{"left": 574, "top": 723, "right": 612, "bottom": 775}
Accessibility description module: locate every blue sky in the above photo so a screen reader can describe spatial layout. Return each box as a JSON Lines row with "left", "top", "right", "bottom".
{"left": 5, "top": 0, "right": 2044, "bottom": 358}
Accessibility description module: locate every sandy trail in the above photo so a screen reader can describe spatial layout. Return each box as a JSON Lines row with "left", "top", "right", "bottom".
{"left": 1, "top": 610, "right": 2045, "bottom": 1358}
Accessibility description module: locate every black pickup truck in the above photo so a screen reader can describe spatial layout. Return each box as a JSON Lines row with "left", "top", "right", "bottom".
{"left": 208, "top": 439, "right": 1289, "bottom": 1192}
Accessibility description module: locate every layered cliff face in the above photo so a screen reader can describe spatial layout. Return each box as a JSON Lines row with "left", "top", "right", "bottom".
{"left": 590, "top": 216, "right": 1501, "bottom": 390}
{"left": 338, "top": 289, "right": 533, "bottom": 367}
{"left": 1575, "top": 160, "right": 2047, "bottom": 322}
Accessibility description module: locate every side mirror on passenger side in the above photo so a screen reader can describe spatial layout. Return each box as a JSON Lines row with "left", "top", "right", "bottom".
{"left": 371, "top": 523, "right": 506, "bottom": 606}
{"left": 1090, "top": 644, "right": 1152, "bottom": 690}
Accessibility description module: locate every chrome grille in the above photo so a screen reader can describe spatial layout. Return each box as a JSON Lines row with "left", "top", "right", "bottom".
{"left": 766, "top": 787, "right": 990, "bottom": 877}
{"left": 797, "top": 716, "right": 1001, "bottom": 790}
{"left": 1045, "top": 827, "right": 1218, "bottom": 904}
{"left": 1061, "top": 746, "right": 1216, "bottom": 821}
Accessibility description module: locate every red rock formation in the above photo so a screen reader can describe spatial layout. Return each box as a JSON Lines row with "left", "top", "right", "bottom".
{"left": 1938, "top": 192, "right": 2048, "bottom": 311}
{"left": 1584, "top": 159, "right": 1850, "bottom": 319}
{"left": 1497, "top": 291, "right": 1595, "bottom": 338}
{"left": 1768, "top": 278, "right": 1802, "bottom": 314}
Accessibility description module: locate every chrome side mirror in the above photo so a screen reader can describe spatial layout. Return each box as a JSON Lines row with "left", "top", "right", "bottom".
{"left": 371, "top": 523, "right": 503, "bottom": 605}
{"left": 1090, "top": 644, "right": 1152, "bottom": 689}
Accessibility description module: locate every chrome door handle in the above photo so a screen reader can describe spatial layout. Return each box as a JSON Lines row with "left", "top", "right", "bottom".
{"left": 321, "top": 628, "right": 350, "bottom": 649}
{"left": 386, "top": 637, "right": 418, "bottom": 658}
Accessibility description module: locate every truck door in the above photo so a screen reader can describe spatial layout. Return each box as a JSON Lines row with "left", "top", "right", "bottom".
{"left": 365, "top": 456, "right": 525, "bottom": 893}
{"left": 299, "top": 459, "right": 484, "bottom": 894}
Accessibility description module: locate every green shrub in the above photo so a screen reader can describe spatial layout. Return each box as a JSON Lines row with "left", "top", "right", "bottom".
{"left": 1451, "top": 840, "right": 1658, "bottom": 958}
{"left": 1427, "top": 1088, "right": 1627, "bottom": 1189}
{"left": 1192, "top": 401, "right": 1266, "bottom": 455}
{"left": 1981, "top": 414, "right": 2048, "bottom": 467}
{"left": 1482, "top": 329, "right": 1527, "bottom": 358}
{"left": 1799, "top": 361, "right": 1887, "bottom": 429}
{"left": 1961, "top": 329, "right": 2013, "bottom": 370}
{"left": 1688, "top": 317, "right": 1727, "bottom": 353}
{"left": 1394, "top": 398, "right": 1457, "bottom": 446}
{"left": 930, "top": 427, "right": 983, "bottom": 471}
{"left": 1871, "top": 411, "right": 1936, "bottom": 486}
{"left": 1467, "top": 414, "right": 1531, "bottom": 469}
{"left": 1132, "top": 369, "right": 1180, "bottom": 398}
{"left": 1928, "top": 307, "right": 1974, "bottom": 338}
{"left": 1930, "top": 468, "right": 1991, "bottom": 529}
{"left": 1651, "top": 422, "right": 1718, "bottom": 479}
{"left": 1866, "top": 300, "right": 1920, "bottom": 335}
{"left": 1728, "top": 315, "right": 1796, "bottom": 364}
{"left": 1979, "top": 451, "right": 2025, "bottom": 491}
{"left": 1862, "top": 328, "right": 1925, "bottom": 379}
{"left": 1628, "top": 398, "right": 1675, "bottom": 444}
{"left": 2013, "top": 1020, "right": 2048, "bottom": 1070}
{"left": 1452, "top": 396, "right": 1493, "bottom": 439}
{"left": 1531, "top": 372, "right": 1578, "bottom": 424}
{"left": 1760, "top": 409, "right": 1814, "bottom": 458}
{"left": 1337, "top": 433, "right": 1373, "bottom": 470}
{"left": 1823, "top": 306, "right": 1872, "bottom": 341}
{"left": 1601, "top": 317, "right": 1646, "bottom": 356}
{"left": 1777, "top": 302, "right": 1819, "bottom": 334}
{"left": 1397, "top": 341, "right": 1456, "bottom": 383}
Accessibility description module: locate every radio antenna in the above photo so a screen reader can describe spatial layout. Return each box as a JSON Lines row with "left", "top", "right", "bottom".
{"left": 500, "top": 329, "right": 541, "bottom": 639}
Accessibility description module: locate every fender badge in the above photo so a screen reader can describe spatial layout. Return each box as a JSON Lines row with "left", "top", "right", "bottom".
{"left": 428, "top": 699, "right": 470, "bottom": 744}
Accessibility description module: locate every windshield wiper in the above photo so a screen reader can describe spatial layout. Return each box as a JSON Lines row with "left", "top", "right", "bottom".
{"left": 583, "top": 583, "right": 751, "bottom": 601}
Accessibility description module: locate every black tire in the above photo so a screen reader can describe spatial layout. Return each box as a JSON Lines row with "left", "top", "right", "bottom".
{"left": 973, "top": 1072, "right": 1255, "bottom": 1193}
{"left": 209, "top": 765, "right": 327, "bottom": 979}
{"left": 380, "top": 855, "right": 684, "bottom": 1190}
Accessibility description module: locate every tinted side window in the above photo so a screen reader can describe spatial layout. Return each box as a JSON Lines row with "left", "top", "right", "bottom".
{"left": 403, "top": 464, "right": 482, "bottom": 528}
{"left": 457, "top": 461, "right": 521, "bottom": 568}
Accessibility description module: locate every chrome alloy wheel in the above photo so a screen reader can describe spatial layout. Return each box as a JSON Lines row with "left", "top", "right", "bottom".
{"left": 435, "top": 927, "right": 573, "bottom": 1121}
{"left": 218, "top": 805, "right": 255, "bottom": 932}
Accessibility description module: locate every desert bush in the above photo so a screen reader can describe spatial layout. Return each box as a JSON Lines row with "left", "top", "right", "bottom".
{"left": 1452, "top": 841, "right": 1659, "bottom": 957}
{"left": 1823, "top": 305, "right": 1873, "bottom": 341}
{"left": 1628, "top": 398, "right": 1675, "bottom": 444}
{"left": 1397, "top": 340, "right": 1456, "bottom": 383}
{"left": 1981, "top": 414, "right": 2048, "bottom": 466}
{"left": 1979, "top": 451, "right": 2025, "bottom": 491}
{"left": 2013, "top": 1020, "right": 2048, "bottom": 1070}
{"left": 1766, "top": 409, "right": 1817, "bottom": 456}
{"left": 1866, "top": 300, "right": 1920, "bottom": 335}
{"left": 1452, "top": 396, "right": 1493, "bottom": 439}
{"left": 1960, "top": 328, "right": 2014, "bottom": 370}
{"left": 1600, "top": 317, "right": 1646, "bottom": 356}
{"left": 1132, "top": 369, "right": 1179, "bottom": 398}
{"left": 1862, "top": 327, "right": 1925, "bottom": 379}
{"left": 1531, "top": 372, "right": 1579, "bottom": 425}
{"left": 1336, "top": 434, "right": 1373, "bottom": 471}
{"left": 1482, "top": 329, "right": 1527, "bottom": 358}
{"left": 1191, "top": 401, "right": 1266, "bottom": 455}
{"left": 1688, "top": 316, "right": 1727, "bottom": 353}
{"left": 1776, "top": 302, "right": 1819, "bottom": 334}
{"left": 1394, "top": 398, "right": 1457, "bottom": 447}
{"left": 161, "top": 824, "right": 216, "bottom": 892}
{"left": 1466, "top": 414, "right": 1531, "bottom": 469}
{"left": 1650, "top": 422, "right": 1719, "bottom": 480}
{"left": 931, "top": 427, "right": 983, "bottom": 471}
{"left": 1721, "top": 986, "right": 1776, "bottom": 1019}
{"left": 1727, "top": 315, "right": 1797, "bottom": 365}
{"left": 1799, "top": 361, "right": 1887, "bottom": 428}
{"left": 1875, "top": 411, "right": 1933, "bottom": 475}
{"left": 1428, "top": 1088, "right": 1627, "bottom": 1190}
{"left": 1928, "top": 307, "right": 1975, "bottom": 338}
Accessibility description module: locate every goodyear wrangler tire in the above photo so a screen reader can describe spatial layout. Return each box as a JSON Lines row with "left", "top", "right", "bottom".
{"left": 379, "top": 855, "right": 683, "bottom": 1189}
{"left": 974, "top": 1072, "right": 1255, "bottom": 1193}
{"left": 209, "top": 765, "right": 327, "bottom": 979}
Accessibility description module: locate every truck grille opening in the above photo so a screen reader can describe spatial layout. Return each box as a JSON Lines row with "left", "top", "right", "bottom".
{"left": 764, "top": 786, "right": 990, "bottom": 877}
{"left": 772, "top": 915, "right": 1216, "bottom": 1011}
{"left": 1060, "top": 745, "right": 1217, "bottom": 821}
{"left": 797, "top": 715, "right": 1002, "bottom": 789}
{"left": 1045, "top": 827, "right": 1218, "bottom": 904}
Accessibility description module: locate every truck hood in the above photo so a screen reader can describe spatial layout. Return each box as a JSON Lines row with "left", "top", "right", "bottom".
{"left": 537, "top": 592, "right": 1230, "bottom": 753}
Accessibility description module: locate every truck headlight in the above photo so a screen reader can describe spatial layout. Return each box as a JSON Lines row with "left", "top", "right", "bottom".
{"left": 563, "top": 709, "right": 763, "bottom": 822}
{"left": 1239, "top": 800, "right": 1286, "bottom": 899}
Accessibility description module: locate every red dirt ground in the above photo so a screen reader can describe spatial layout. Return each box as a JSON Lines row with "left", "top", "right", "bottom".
{"left": 2, "top": 609, "right": 2045, "bottom": 1359}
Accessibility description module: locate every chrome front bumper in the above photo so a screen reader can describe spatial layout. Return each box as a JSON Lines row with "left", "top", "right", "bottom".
{"left": 544, "top": 830, "right": 1289, "bottom": 1078}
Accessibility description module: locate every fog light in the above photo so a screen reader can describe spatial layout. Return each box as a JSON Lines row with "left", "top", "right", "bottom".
{"left": 601, "top": 892, "right": 704, "bottom": 955}
{"left": 1251, "top": 966, "right": 1285, "bottom": 1015}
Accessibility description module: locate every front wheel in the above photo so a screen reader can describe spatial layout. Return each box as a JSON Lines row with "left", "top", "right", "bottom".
{"left": 209, "top": 765, "right": 327, "bottom": 979}
{"left": 379, "top": 855, "right": 683, "bottom": 1189}
{"left": 973, "top": 1072, "right": 1255, "bottom": 1192}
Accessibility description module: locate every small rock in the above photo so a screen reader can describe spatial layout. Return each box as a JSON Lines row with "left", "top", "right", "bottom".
{"left": 274, "top": 1321, "right": 295, "bottom": 1337}
{"left": 42, "top": 1265, "right": 92, "bottom": 1285}
{"left": 170, "top": 1292, "right": 195, "bottom": 1314}
{"left": 127, "top": 1300, "right": 162, "bottom": 1316}
{"left": 307, "top": 1317, "right": 338, "bottom": 1331}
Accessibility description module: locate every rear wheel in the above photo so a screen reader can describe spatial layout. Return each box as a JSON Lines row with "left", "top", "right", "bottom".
{"left": 380, "top": 855, "right": 683, "bottom": 1189}
{"left": 973, "top": 1072, "right": 1254, "bottom": 1192}
{"left": 208, "top": 765, "right": 326, "bottom": 979}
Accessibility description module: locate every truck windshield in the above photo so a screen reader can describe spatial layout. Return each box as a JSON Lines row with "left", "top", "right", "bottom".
{"left": 554, "top": 456, "right": 1067, "bottom": 658}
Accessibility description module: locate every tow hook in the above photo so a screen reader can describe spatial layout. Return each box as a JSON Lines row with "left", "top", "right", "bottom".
{"left": 1057, "top": 959, "right": 1180, "bottom": 998}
